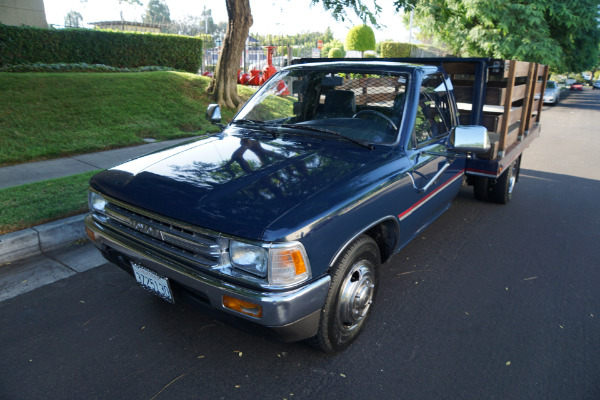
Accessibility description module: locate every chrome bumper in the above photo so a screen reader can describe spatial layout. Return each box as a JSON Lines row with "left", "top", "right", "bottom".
{"left": 85, "top": 215, "right": 330, "bottom": 341}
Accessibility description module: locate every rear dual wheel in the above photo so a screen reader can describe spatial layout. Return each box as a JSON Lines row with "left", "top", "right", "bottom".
{"left": 308, "top": 235, "right": 380, "bottom": 352}
{"left": 472, "top": 157, "right": 520, "bottom": 204}
{"left": 490, "top": 158, "right": 519, "bottom": 204}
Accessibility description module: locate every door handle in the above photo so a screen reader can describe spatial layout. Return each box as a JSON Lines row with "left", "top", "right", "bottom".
{"left": 408, "top": 161, "right": 451, "bottom": 193}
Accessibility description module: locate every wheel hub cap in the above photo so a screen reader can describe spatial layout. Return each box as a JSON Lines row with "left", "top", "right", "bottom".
{"left": 338, "top": 262, "right": 375, "bottom": 331}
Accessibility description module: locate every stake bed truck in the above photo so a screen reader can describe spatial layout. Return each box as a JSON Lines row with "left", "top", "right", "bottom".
{"left": 86, "top": 58, "right": 548, "bottom": 352}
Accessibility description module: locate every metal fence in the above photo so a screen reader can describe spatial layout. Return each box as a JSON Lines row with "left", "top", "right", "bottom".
{"left": 203, "top": 43, "right": 320, "bottom": 74}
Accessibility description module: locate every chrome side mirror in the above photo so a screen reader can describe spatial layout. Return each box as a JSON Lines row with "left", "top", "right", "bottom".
{"left": 450, "top": 125, "right": 491, "bottom": 154}
{"left": 206, "top": 104, "right": 222, "bottom": 124}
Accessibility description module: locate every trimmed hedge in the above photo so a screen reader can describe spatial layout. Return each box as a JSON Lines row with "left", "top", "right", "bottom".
{"left": 0, "top": 24, "right": 202, "bottom": 73}
{"left": 380, "top": 42, "right": 413, "bottom": 58}
{"left": 380, "top": 41, "right": 451, "bottom": 58}
{"left": 0, "top": 62, "right": 175, "bottom": 73}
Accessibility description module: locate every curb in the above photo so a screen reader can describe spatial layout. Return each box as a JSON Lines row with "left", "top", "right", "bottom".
{"left": 0, "top": 214, "right": 87, "bottom": 264}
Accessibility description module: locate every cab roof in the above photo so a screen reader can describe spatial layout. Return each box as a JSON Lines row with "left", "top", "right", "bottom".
{"left": 284, "top": 60, "right": 441, "bottom": 75}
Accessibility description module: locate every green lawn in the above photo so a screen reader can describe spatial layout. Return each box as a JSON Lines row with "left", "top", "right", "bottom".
{"left": 0, "top": 171, "right": 99, "bottom": 235}
{"left": 0, "top": 71, "right": 257, "bottom": 233}
{"left": 0, "top": 71, "right": 254, "bottom": 166}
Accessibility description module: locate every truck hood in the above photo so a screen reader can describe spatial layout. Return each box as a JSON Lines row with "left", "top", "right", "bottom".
{"left": 90, "top": 129, "right": 383, "bottom": 240}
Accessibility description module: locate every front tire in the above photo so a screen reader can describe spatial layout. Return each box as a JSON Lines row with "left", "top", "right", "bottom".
{"left": 308, "top": 235, "right": 380, "bottom": 352}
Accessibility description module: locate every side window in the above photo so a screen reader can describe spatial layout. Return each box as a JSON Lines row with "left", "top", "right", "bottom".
{"left": 412, "top": 74, "right": 453, "bottom": 147}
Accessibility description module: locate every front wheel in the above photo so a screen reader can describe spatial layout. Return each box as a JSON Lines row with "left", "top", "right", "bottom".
{"left": 308, "top": 235, "right": 380, "bottom": 352}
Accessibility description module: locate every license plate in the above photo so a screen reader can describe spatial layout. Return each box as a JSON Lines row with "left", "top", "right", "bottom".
{"left": 132, "top": 262, "right": 174, "bottom": 303}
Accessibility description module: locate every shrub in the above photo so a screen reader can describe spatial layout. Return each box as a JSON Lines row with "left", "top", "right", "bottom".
{"left": 328, "top": 48, "right": 344, "bottom": 58}
{"left": 0, "top": 24, "right": 202, "bottom": 73}
{"left": 380, "top": 42, "right": 413, "bottom": 58}
{"left": 321, "top": 39, "right": 345, "bottom": 58}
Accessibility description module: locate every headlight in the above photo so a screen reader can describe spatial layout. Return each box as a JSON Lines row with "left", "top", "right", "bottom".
{"left": 230, "top": 241, "right": 268, "bottom": 277}
{"left": 268, "top": 243, "right": 311, "bottom": 286}
{"left": 229, "top": 240, "right": 311, "bottom": 286}
{"left": 88, "top": 191, "right": 107, "bottom": 216}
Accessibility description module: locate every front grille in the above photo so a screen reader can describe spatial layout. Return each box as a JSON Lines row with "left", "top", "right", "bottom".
{"left": 103, "top": 202, "right": 224, "bottom": 269}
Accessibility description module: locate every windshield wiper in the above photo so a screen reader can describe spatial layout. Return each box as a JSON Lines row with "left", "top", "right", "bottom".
{"left": 280, "top": 123, "right": 374, "bottom": 150}
{"left": 231, "top": 119, "right": 278, "bottom": 137}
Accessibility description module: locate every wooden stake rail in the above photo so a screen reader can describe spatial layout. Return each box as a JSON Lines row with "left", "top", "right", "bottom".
{"left": 452, "top": 59, "right": 549, "bottom": 159}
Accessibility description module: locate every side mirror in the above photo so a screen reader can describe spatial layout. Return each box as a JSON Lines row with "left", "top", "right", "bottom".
{"left": 450, "top": 125, "right": 491, "bottom": 154}
{"left": 206, "top": 104, "right": 222, "bottom": 124}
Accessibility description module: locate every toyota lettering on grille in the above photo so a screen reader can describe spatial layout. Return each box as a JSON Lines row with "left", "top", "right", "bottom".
{"left": 130, "top": 220, "right": 163, "bottom": 240}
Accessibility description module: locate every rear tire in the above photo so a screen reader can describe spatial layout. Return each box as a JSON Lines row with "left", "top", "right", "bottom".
{"left": 491, "top": 158, "right": 520, "bottom": 204}
{"left": 308, "top": 235, "right": 380, "bottom": 352}
{"left": 473, "top": 176, "right": 491, "bottom": 201}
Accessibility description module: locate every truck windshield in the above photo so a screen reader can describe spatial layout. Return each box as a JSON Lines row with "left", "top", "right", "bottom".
{"left": 234, "top": 68, "right": 409, "bottom": 145}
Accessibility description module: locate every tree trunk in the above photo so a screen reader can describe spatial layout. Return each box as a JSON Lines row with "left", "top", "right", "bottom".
{"left": 207, "top": 0, "right": 253, "bottom": 109}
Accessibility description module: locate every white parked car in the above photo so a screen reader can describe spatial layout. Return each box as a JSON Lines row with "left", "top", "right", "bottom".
{"left": 541, "top": 81, "right": 561, "bottom": 104}
{"left": 593, "top": 80, "right": 600, "bottom": 90}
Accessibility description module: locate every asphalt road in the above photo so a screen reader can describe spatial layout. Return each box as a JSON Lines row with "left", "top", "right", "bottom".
{"left": 1, "top": 88, "right": 599, "bottom": 400}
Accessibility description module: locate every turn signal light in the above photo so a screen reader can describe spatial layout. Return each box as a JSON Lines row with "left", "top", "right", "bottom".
{"left": 85, "top": 226, "right": 95, "bottom": 241}
{"left": 222, "top": 295, "right": 263, "bottom": 318}
{"left": 288, "top": 249, "right": 307, "bottom": 275}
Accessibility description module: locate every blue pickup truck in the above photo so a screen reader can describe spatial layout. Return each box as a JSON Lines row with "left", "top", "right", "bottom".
{"left": 85, "top": 58, "right": 547, "bottom": 352}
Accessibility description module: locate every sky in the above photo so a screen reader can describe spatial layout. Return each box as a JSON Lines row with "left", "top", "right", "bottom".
{"left": 43, "top": 0, "right": 413, "bottom": 43}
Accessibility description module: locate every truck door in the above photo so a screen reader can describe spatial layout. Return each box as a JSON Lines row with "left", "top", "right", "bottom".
{"left": 397, "top": 73, "right": 464, "bottom": 240}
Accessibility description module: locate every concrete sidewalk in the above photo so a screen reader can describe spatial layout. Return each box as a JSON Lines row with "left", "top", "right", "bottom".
{"left": 0, "top": 136, "right": 202, "bottom": 264}
{"left": 0, "top": 136, "right": 201, "bottom": 190}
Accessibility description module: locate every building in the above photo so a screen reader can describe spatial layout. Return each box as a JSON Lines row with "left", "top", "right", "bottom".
{"left": 90, "top": 21, "right": 162, "bottom": 33}
{"left": 0, "top": 0, "right": 48, "bottom": 28}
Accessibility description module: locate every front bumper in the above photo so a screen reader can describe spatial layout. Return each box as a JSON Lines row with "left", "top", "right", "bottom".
{"left": 85, "top": 215, "right": 330, "bottom": 342}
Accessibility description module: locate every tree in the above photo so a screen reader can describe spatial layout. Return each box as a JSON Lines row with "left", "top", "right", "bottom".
{"left": 590, "top": 51, "right": 600, "bottom": 80}
{"left": 206, "top": 0, "right": 253, "bottom": 108}
{"left": 312, "top": 0, "right": 383, "bottom": 25}
{"left": 345, "top": 25, "right": 376, "bottom": 56}
{"left": 405, "top": 0, "right": 600, "bottom": 72}
{"left": 143, "top": 0, "right": 171, "bottom": 25}
{"left": 167, "top": 14, "right": 226, "bottom": 38}
{"left": 168, "top": 15, "right": 203, "bottom": 36}
{"left": 64, "top": 10, "right": 83, "bottom": 28}
{"left": 201, "top": 6, "right": 216, "bottom": 35}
